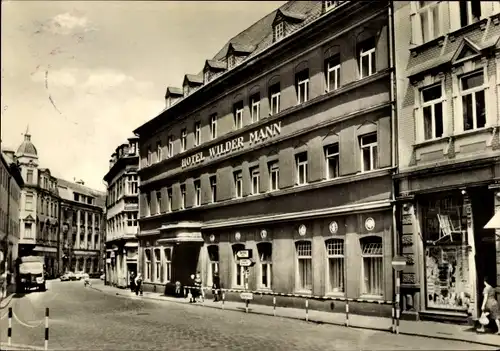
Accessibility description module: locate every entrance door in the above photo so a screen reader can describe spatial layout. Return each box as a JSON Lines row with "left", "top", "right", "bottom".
{"left": 172, "top": 243, "right": 202, "bottom": 285}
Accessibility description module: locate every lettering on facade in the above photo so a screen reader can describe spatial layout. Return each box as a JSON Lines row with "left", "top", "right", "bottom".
{"left": 181, "top": 121, "right": 282, "bottom": 169}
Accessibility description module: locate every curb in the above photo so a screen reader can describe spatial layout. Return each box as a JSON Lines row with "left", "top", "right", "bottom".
{"left": 91, "top": 286, "right": 500, "bottom": 348}
{"left": 0, "top": 342, "right": 44, "bottom": 350}
{"left": 0, "top": 294, "right": 14, "bottom": 310}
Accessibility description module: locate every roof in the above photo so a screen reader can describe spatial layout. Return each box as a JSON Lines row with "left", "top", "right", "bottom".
{"left": 165, "top": 87, "right": 183, "bottom": 98}
{"left": 16, "top": 133, "right": 38, "bottom": 158}
{"left": 205, "top": 60, "right": 227, "bottom": 71}
{"left": 57, "top": 177, "right": 106, "bottom": 208}
{"left": 0, "top": 151, "right": 24, "bottom": 187}
{"left": 228, "top": 43, "right": 256, "bottom": 54}
{"left": 183, "top": 74, "right": 204, "bottom": 86}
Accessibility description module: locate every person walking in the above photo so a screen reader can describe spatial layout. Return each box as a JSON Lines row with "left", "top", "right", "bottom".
{"left": 129, "top": 271, "right": 136, "bottom": 293}
{"left": 195, "top": 272, "right": 204, "bottom": 303}
{"left": 134, "top": 273, "right": 143, "bottom": 296}
{"left": 477, "top": 276, "right": 500, "bottom": 334}
{"left": 212, "top": 272, "right": 221, "bottom": 302}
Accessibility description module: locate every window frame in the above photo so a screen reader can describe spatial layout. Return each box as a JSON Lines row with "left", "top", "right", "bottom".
{"left": 210, "top": 114, "right": 218, "bottom": 140}
{"left": 269, "top": 83, "right": 281, "bottom": 116}
{"left": 269, "top": 161, "right": 279, "bottom": 192}
{"left": 167, "top": 136, "right": 174, "bottom": 158}
{"left": 257, "top": 242, "right": 272, "bottom": 290}
{"left": 154, "top": 248, "right": 162, "bottom": 282}
{"left": 163, "top": 247, "right": 172, "bottom": 283}
{"left": 359, "top": 38, "right": 376, "bottom": 79}
{"left": 156, "top": 142, "right": 162, "bottom": 163}
{"left": 145, "top": 249, "right": 152, "bottom": 281}
{"left": 360, "top": 236, "right": 384, "bottom": 297}
{"left": 296, "top": 152, "right": 308, "bottom": 186}
{"left": 233, "top": 102, "right": 244, "bottom": 130}
{"left": 296, "top": 69, "right": 310, "bottom": 104}
{"left": 25, "top": 193, "right": 34, "bottom": 211}
{"left": 416, "top": 1, "right": 441, "bottom": 44}
{"left": 194, "top": 179, "right": 201, "bottom": 207}
{"left": 210, "top": 176, "right": 217, "bottom": 203}
{"left": 459, "top": 69, "right": 487, "bottom": 132}
{"left": 156, "top": 191, "right": 162, "bottom": 214}
{"left": 250, "top": 93, "right": 261, "bottom": 123}
{"left": 250, "top": 167, "right": 260, "bottom": 195}
{"left": 295, "top": 240, "right": 313, "bottom": 292}
{"left": 180, "top": 184, "right": 186, "bottom": 210}
{"left": 207, "top": 245, "right": 219, "bottom": 287}
{"left": 325, "top": 144, "right": 340, "bottom": 179}
{"left": 274, "top": 22, "right": 285, "bottom": 42}
{"left": 180, "top": 129, "right": 187, "bottom": 152}
{"left": 232, "top": 244, "right": 246, "bottom": 288}
{"left": 420, "top": 83, "right": 445, "bottom": 141}
{"left": 194, "top": 122, "right": 201, "bottom": 147}
{"left": 360, "top": 133, "right": 378, "bottom": 173}
{"left": 27, "top": 170, "right": 33, "bottom": 184}
{"left": 234, "top": 171, "right": 243, "bottom": 198}
{"left": 459, "top": 1, "right": 482, "bottom": 27}
{"left": 147, "top": 148, "right": 152, "bottom": 166}
{"left": 325, "top": 238, "right": 345, "bottom": 294}
{"left": 167, "top": 188, "right": 173, "bottom": 212}
{"left": 326, "top": 55, "right": 341, "bottom": 92}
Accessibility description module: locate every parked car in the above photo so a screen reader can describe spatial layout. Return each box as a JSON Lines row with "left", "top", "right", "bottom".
{"left": 60, "top": 272, "right": 75, "bottom": 281}
{"left": 74, "top": 271, "right": 85, "bottom": 280}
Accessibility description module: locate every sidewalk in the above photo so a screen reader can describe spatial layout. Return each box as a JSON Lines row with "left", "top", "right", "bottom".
{"left": 92, "top": 282, "right": 500, "bottom": 348}
{"left": 0, "top": 342, "right": 44, "bottom": 350}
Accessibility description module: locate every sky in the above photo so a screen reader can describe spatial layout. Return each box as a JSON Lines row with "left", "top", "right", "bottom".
{"left": 0, "top": 0, "right": 285, "bottom": 191}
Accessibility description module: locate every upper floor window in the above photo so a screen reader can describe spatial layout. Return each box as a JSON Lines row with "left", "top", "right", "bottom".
{"left": 360, "top": 133, "right": 378, "bottom": 172}
{"left": 180, "top": 129, "right": 187, "bottom": 152}
{"left": 180, "top": 184, "right": 186, "bottom": 210}
{"left": 360, "top": 236, "right": 383, "bottom": 296}
{"left": 250, "top": 167, "right": 260, "bottom": 195}
{"left": 234, "top": 171, "right": 243, "bottom": 198}
{"left": 210, "top": 114, "right": 218, "bottom": 140}
{"left": 156, "top": 191, "right": 162, "bottom": 214}
{"left": 250, "top": 93, "right": 260, "bottom": 123}
{"left": 204, "top": 70, "right": 210, "bottom": 84}
{"left": 25, "top": 193, "right": 34, "bottom": 211}
{"left": 269, "top": 83, "right": 281, "bottom": 116}
{"left": 210, "top": 176, "right": 217, "bottom": 203}
{"left": 460, "top": 1, "right": 481, "bottom": 27}
{"left": 421, "top": 84, "right": 444, "bottom": 140}
{"left": 274, "top": 22, "right": 284, "bottom": 42}
{"left": 233, "top": 101, "right": 244, "bottom": 130}
{"left": 228, "top": 55, "right": 236, "bottom": 69}
{"left": 167, "top": 136, "right": 174, "bottom": 158}
{"left": 296, "top": 152, "right": 308, "bottom": 185}
{"left": 156, "top": 142, "right": 162, "bottom": 163}
{"left": 358, "top": 37, "right": 376, "bottom": 79}
{"left": 194, "top": 180, "right": 201, "bottom": 207}
{"left": 167, "top": 188, "right": 173, "bottom": 212}
{"left": 127, "top": 175, "right": 138, "bottom": 195}
{"left": 325, "top": 144, "right": 339, "bottom": 179}
{"left": 414, "top": 1, "right": 441, "bottom": 44}
{"left": 127, "top": 213, "right": 138, "bottom": 227}
{"left": 296, "top": 69, "right": 310, "bottom": 104}
{"left": 27, "top": 170, "right": 33, "bottom": 184}
{"left": 460, "top": 70, "right": 486, "bottom": 131}
{"left": 194, "top": 122, "right": 201, "bottom": 147}
{"left": 24, "top": 222, "right": 33, "bottom": 239}
{"left": 269, "top": 161, "right": 279, "bottom": 191}
{"left": 147, "top": 148, "right": 152, "bottom": 166}
{"left": 325, "top": 54, "right": 341, "bottom": 92}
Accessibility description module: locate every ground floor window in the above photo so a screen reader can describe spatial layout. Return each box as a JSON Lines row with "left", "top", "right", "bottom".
{"left": 207, "top": 245, "right": 219, "bottom": 287}
{"left": 164, "top": 247, "right": 172, "bottom": 283}
{"left": 144, "top": 249, "right": 151, "bottom": 281}
{"left": 232, "top": 244, "right": 245, "bottom": 287}
{"left": 257, "top": 242, "right": 272, "bottom": 289}
{"left": 154, "top": 248, "right": 161, "bottom": 283}
{"left": 296, "top": 241, "right": 312, "bottom": 291}
{"left": 360, "top": 236, "right": 383, "bottom": 296}
{"left": 326, "top": 238, "right": 344, "bottom": 293}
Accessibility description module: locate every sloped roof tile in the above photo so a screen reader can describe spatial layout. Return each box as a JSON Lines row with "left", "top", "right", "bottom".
{"left": 165, "top": 87, "right": 183, "bottom": 97}
{"left": 205, "top": 60, "right": 227, "bottom": 70}
{"left": 183, "top": 74, "right": 204, "bottom": 86}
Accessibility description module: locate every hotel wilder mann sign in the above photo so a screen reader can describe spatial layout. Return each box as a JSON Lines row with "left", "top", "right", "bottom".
{"left": 181, "top": 121, "right": 282, "bottom": 169}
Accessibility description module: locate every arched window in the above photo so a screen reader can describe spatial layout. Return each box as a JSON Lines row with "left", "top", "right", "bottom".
{"left": 360, "top": 236, "right": 383, "bottom": 296}
{"left": 257, "top": 242, "right": 272, "bottom": 289}
{"left": 144, "top": 249, "right": 151, "bottom": 281}
{"left": 295, "top": 241, "right": 312, "bottom": 291}
{"left": 207, "top": 245, "right": 219, "bottom": 286}
{"left": 325, "top": 238, "right": 345, "bottom": 293}
{"left": 232, "top": 244, "right": 245, "bottom": 287}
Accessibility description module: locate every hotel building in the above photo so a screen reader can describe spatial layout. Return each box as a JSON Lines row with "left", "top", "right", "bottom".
{"left": 134, "top": 0, "right": 397, "bottom": 315}
{"left": 393, "top": 1, "right": 500, "bottom": 323}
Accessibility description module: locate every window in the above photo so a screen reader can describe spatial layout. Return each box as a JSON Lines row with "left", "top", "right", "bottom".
{"left": 164, "top": 248, "right": 172, "bottom": 282}
{"left": 167, "top": 136, "right": 174, "bottom": 157}
{"left": 361, "top": 236, "right": 383, "bottom": 296}
{"left": 250, "top": 167, "right": 260, "bottom": 195}
{"left": 180, "top": 184, "right": 186, "bottom": 209}
{"left": 27, "top": 170, "right": 33, "bottom": 184}
{"left": 460, "top": 70, "right": 486, "bottom": 131}
{"left": 296, "top": 69, "right": 310, "bottom": 104}
{"left": 269, "top": 161, "right": 279, "bottom": 191}
{"left": 194, "top": 180, "right": 201, "bottom": 207}
{"left": 257, "top": 243, "right": 272, "bottom": 289}
{"left": 269, "top": 83, "right": 281, "bottom": 116}
{"left": 209, "top": 176, "right": 216, "bottom": 203}
{"left": 156, "top": 142, "right": 162, "bottom": 163}
{"left": 326, "top": 55, "right": 341, "bottom": 92}
{"left": 421, "top": 84, "right": 444, "bottom": 140}
{"left": 359, "top": 37, "right": 376, "bottom": 79}
{"left": 228, "top": 55, "right": 236, "bottom": 69}
{"left": 204, "top": 70, "right": 210, "bottom": 84}
{"left": 127, "top": 213, "right": 138, "bottom": 227}
{"left": 234, "top": 171, "right": 243, "bottom": 198}
{"left": 146, "top": 193, "right": 152, "bottom": 216}
{"left": 183, "top": 85, "right": 189, "bottom": 97}
{"left": 415, "top": 1, "right": 441, "bottom": 44}
{"left": 25, "top": 193, "right": 33, "bottom": 211}
{"left": 460, "top": 1, "right": 481, "bottom": 27}
{"left": 24, "top": 222, "right": 33, "bottom": 239}
{"left": 324, "top": 1, "right": 339, "bottom": 12}
{"left": 167, "top": 188, "right": 173, "bottom": 212}
{"left": 360, "top": 133, "right": 378, "bottom": 172}
{"left": 233, "top": 101, "right": 244, "bottom": 130}
{"left": 156, "top": 191, "right": 162, "bottom": 214}
{"left": 326, "top": 239, "right": 345, "bottom": 293}
{"left": 274, "top": 22, "right": 284, "bottom": 41}
{"left": 145, "top": 249, "right": 152, "bottom": 281}
{"left": 207, "top": 245, "right": 219, "bottom": 287}
{"left": 41, "top": 198, "right": 45, "bottom": 214}
{"left": 210, "top": 114, "right": 218, "bottom": 140}
{"left": 127, "top": 175, "right": 138, "bottom": 195}
{"left": 232, "top": 244, "right": 246, "bottom": 287}
{"left": 296, "top": 241, "right": 312, "bottom": 291}
{"left": 194, "top": 122, "right": 201, "bottom": 146}
{"left": 296, "top": 152, "right": 308, "bottom": 185}
{"left": 154, "top": 249, "right": 161, "bottom": 282}
{"left": 147, "top": 148, "right": 152, "bottom": 166}
{"left": 325, "top": 144, "right": 339, "bottom": 179}
{"left": 250, "top": 93, "right": 260, "bottom": 123}
{"left": 180, "top": 129, "right": 187, "bottom": 152}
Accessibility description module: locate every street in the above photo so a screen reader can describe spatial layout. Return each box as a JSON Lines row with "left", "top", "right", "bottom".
{"left": 0, "top": 280, "right": 497, "bottom": 350}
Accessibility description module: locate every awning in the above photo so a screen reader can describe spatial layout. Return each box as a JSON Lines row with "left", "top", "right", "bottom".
{"left": 484, "top": 211, "right": 500, "bottom": 229}
{"left": 124, "top": 242, "right": 138, "bottom": 248}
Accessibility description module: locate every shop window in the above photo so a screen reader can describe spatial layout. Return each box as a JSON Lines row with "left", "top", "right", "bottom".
{"left": 360, "top": 133, "right": 378, "bottom": 172}
{"left": 164, "top": 247, "right": 172, "bottom": 283}
{"left": 233, "top": 101, "right": 244, "bottom": 130}
{"left": 358, "top": 37, "right": 376, "bottom": 79}
{"left": 269, "top": 161, "right": 279, "bottom": 191}
{"left": 421, "top": 83, "right": 444, "bottom": 140}
{"left": 326, "top": 239, "right": 345, "bottom": 293}
{"left": 232, "top": 244, "right": 245, "bottom": 287}
{"left": 360, "top": 236, "right": 383, "bottom": 296}
{"left": 154, "top": 249, "right": 161, "bottom": 282}
{"left": 325, "top": 54, "right": 341, "bottom": 92}
{"left": 269, "top": 83, "right": 281, "bottom": 116}
{"left": 145, "top": 249, "right": 151, "bottom": 281}
{"left": 325, "top": 144, "right": 339, "bottom": 179}
{"left": 460, "top": 1, "right": 481, "bottom": 27}
{"left": 234, "top": 171, "right": 243, "bottom": 198}
{"left": 296, "top": 152, "right": 308, "bottom": 185}
{"left": 296, "top": 69, "right": 310, "bottom": 104}
{"left": 257, "top": 242, "right": 272, "bottom": 289}
{"left": 460, "top": 70, "right": 486, "bottom": 131}
{"left": 250, "top": 167, "right": 260, "bottom": 195}
{"left": 250, "top": 93, "right": 260, "bottom": 123}
{"left": 207, "top": 245, "right": 219, "bottom": 287}
{"left": 296, "top": 241, "right": 312, "bottom": 291}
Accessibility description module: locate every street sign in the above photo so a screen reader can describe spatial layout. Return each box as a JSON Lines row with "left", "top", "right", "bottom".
{"left": 236, "top": 249, "right": 252, "bottom": 259}
{"left": 240, "top": 292, "right": 253, "bottom": 300}
{"left": 391, "top": 255, "right": 407, "bottom": 272}
{"left": 239, "top": 258, "right": 254, "bottom": 267}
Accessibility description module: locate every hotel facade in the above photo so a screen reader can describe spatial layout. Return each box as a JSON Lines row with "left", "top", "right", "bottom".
{"left": 393, "top": 1, "right": 500, "bottom": 323}
{"left": 134, "top": 0, "right": 398, "bottom": 315}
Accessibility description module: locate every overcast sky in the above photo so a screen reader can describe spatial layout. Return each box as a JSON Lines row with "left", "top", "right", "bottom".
{"left": 1, "top": 0, "right": 285, "bottom": 191}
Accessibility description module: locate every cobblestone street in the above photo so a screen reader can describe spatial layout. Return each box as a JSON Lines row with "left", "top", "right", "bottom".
{"left": 0, "top": 280, "right": 497, "bottom": 350}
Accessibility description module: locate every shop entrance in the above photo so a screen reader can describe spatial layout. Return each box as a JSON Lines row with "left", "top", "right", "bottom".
{"left": 172, "top": 243, "right": 202, "bottom": 286}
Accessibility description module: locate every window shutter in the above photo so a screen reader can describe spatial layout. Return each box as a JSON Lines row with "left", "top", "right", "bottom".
{"left": 242, "top": 162, "right": 252, "bottom": 197}
{"left": 414, "top": 85, "right": 423, "bottom": 143}
{"left": 377, "top": 116, "right": 392, "bottom": 168}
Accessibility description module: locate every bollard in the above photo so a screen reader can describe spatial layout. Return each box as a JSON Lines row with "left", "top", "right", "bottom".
{"left": 305, "top": 299, "right": 309, "bottom": 322}
{"left": 44, "top": 308, "right": 49, "bottom": 351}
{"left": 391, "top": 302, "right": 395, "bottom": 333}
{"left": 8, "top": 307, "right": 12, "bottom": 346}
{"left": 222, "top": 292, "right": 225, "bottom": 310}
{"left": 273, "top": 296, "right": 276, "bottom": 317}
{"left": 345, "top": 300, "right": 349, "bottom": 327}
{"left": 395, "top": 276, "right": 401, "bottom": 335}
{"left": 245, "top": 299, "right": 249, "bottom": 313}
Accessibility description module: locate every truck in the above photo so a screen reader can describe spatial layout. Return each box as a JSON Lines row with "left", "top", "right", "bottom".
{"left": 18, "top": 256, "right": 46, "bottom": 292}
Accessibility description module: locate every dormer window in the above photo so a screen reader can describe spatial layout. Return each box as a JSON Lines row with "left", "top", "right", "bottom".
{"left": 204, "top": 70, "right": 210, "bottom": 84}
{"left": 228, "top": 55, "right": 236, "bottom": 69}
{"left": 324, "top": 1, "right": 338, "bottom": 12}
{"left": 274, "top": 22, "right": 285, "bottom": 42}
{"left": 183, "top": 85, "right": 189, "bottom": 97}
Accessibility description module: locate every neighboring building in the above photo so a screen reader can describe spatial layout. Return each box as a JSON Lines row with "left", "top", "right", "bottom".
{"left": 0, "top": 148, "right": 24, "bottom": 294}
{"left": 103, "top": 137, "right": 140, "bottom": 288}
{"left": 134, "top": 0, "right": 397, "bottom": 316}
{"left": 58, "top": 179, "right": 106, "bottom": 275}
{"left": 393, "top": 1, "right": 500, "bottom": 323}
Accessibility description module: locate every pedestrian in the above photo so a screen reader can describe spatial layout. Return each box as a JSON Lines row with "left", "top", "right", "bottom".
{"left": 188, "top": 274, "right": 196, "bottom": 303}
{"left": 130, "top": 271, "right": 136, "bottom": 293}
{"left": 477, "top": 276, "right": 500, "bottom": 334}
{"left": 135, "top": 273, "right": 143, "bottom": 296}
{"left": 195, "top": 272, "right": 204, "bottom": 303}
{"left": 212, "top": 271, "right": 221, "bottom": 302}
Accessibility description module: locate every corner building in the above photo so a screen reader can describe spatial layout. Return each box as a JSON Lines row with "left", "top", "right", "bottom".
{"left": 393, "top": 1, "right": 500, "bottom": 323}
{"left": 135, "top": 0, "right": 397, "bottom": 316}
